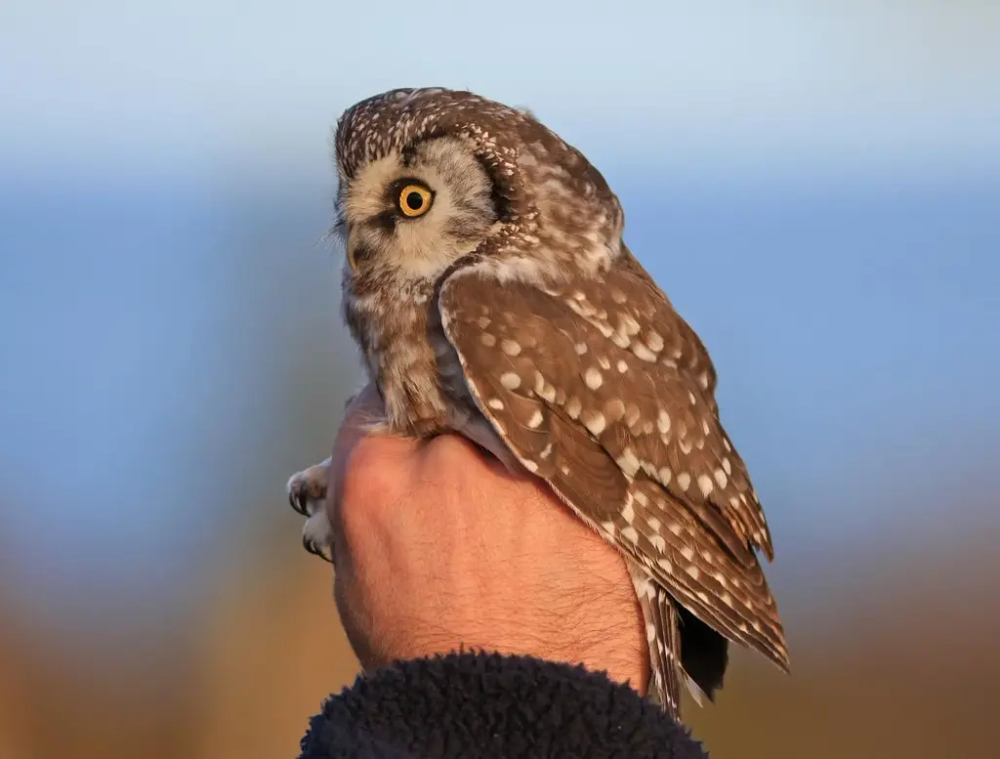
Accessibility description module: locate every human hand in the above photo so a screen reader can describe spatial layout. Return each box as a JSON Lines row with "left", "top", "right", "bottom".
{"left": 326, "top": 384, "right": 648, "bottom": 691}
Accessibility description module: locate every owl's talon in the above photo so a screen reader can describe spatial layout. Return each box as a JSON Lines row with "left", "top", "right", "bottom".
{"left": 287, "top": 458, "right": 335, "bottom": 560}
{"left": 286, "top": 458, "right": 331, "bottom": 517}
{"left": 302, "top": 533, "right": 332, "bottom": 563}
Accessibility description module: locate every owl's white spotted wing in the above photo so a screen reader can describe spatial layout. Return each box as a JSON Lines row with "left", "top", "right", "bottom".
{"left": 438, "top": 251, "right": 789, "bottom": 671}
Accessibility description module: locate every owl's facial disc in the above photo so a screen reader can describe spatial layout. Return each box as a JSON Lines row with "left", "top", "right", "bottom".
{"left": 339, "top": 136, "right": 499, "bottom": 285}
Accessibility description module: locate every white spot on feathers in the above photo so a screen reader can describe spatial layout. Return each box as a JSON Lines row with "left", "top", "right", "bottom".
{"left": 565, "top": 396, "right": 582, "bottom": 419}
{"left": 657, "top": 409, "right": 671, "bottom": 434}
{"left": 697, "top": 474, "right": 714, "bottom": 497}
{"left": 610, "top": 331, "right": 630, "bottom": 349}
{"left": 621, "top": 497, "right": 635, "bottom": 524}
{"left": 714, "top": 468, "right": 728, "bottom": 489}
{"left": 526, "top": 409, "right": 543, "bottom": 428}
{"left": 583, "top": 410, "right": 607, "bottom": 436}
{"left": 500, "top": 372, "right": 521, "bottom": 390}
{"left": 487, "top": 398, "right": 504, "bottom": 410}
{"left": 676, "top": 472, "right": 691, "bottom": 491}
{"left": 632, "top": 343, "right": 657, "bottom": 362}
{"left": 617, "top": 447, "right": 641, "bottom": 478}
{"left": 501, "top": 339, "right": 521, "bottom": 356}
{"left": 584, "top": 366, "right": 603, "bottom": 389}
{"left": 619, "top": 313, "right": 641, "bottom": 335}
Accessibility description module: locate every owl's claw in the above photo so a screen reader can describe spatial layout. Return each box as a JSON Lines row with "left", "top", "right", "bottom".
{"left": 286, "top": 458, "right": 331, "bottom": 517}
{"left": 287, "top": 458, "right": 334, "bottom": 561}
{"left": 302, "top": 531, "right": 333, "bottom": 563}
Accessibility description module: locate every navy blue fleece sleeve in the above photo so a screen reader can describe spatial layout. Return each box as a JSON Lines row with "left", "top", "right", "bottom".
{"left": 298, "top": 651, "right": 707, "bottom": 759}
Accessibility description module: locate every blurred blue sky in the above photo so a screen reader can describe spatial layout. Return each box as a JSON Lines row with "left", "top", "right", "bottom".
{"left": 1, "top": 1, "right": 998, "bottom": 639}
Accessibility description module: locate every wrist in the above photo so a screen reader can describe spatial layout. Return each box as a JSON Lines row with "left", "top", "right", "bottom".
{"left": 380, "top": 591, "right": 647, "bottom": 693}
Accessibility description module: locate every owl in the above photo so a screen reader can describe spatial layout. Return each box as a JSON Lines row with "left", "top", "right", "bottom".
{"left": 287, "top": 87, "right": 789, "bottom": 719}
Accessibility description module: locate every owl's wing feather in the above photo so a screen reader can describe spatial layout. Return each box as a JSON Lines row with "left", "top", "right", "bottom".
{"left": 438, "top": 253, "right": 789, "bottom": 671}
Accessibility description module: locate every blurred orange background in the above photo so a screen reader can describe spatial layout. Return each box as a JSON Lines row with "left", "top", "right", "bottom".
{"left": 2, "top": 2, "right": 998, "bottom": 757}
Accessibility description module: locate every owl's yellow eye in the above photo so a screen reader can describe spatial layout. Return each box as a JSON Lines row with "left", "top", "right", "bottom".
{"left": 397, "top": 183, "right": 433, "bottom": 218}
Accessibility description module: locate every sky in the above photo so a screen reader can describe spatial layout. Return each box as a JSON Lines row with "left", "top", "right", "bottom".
{"left": 0, "top": 0, "right": 998, "bottom": 636}
{"left": 3, "top": 1, "right": 999, "bottom": 178}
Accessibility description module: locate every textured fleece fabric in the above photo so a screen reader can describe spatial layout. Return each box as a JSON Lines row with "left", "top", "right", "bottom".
{"left": 299, "top": 651, "right": 708, "bottom": 759}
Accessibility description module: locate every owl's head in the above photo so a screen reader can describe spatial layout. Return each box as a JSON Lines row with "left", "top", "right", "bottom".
{"left": 331, "top": 88, "right": 624, "bottom": 300}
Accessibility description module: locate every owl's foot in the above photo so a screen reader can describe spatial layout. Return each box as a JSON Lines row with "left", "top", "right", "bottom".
{"left": 287, "top": 458, "right": 333, "bottom": 562}
{"left": 287, "top": 457, "right": 330, "bottom": 516}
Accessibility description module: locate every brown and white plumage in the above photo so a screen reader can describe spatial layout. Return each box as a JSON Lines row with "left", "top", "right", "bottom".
{"left": 286, "top": 87, "right": 789, "bottom": 720}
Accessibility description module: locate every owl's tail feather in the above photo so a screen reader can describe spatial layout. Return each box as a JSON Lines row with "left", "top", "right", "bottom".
{"left": 629, "top": 565, "right": 683, "bottom": 720}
